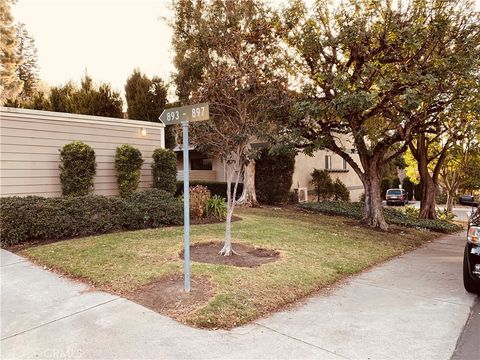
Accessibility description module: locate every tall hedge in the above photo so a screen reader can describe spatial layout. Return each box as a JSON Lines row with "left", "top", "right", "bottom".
{"left": 115, "top": 144, "right": 144, "bottom": 197}
{"left": 255, "top": 148, "right": 295, "bottom": 204}
{"left": 152, "top": 148, "right": 177, "bottom": 194}
{"left": 59, "top": 141, "right": 97, "bottom": 196}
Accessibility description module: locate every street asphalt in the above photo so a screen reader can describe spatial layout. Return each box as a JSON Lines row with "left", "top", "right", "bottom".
{"left": 1, "top": 232, "right": 478, "bottom": 360}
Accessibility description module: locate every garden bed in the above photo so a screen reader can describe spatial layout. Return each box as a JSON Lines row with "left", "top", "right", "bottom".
{"left": 300, "top": 201, "right": 462, "bottom": 233}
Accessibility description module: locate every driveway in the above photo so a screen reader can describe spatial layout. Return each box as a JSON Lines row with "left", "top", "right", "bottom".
{"left": 1, "top": 232, "right": 477, "bottom": 360}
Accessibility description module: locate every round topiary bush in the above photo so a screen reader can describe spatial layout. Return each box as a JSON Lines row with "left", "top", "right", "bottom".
{"left": 59, "top": 141, "right": 97, "bottom": 196}
{"left": 115, "top": 144, "right": 144, "bottom": 197}
{"left": 152, "top": 148, "right": 177, "bottom": 194}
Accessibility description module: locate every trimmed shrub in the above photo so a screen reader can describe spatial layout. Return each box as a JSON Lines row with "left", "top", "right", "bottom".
{"left": 189, "top": 185, "right": 211, "bottom": 219}
{"left": 126, "top": 189, "right": 183, "bottom": 229}
{"left": 0, "top": 195, "right": 126, "bottom": 246}
{"left": 206, "top": 195, "right": 227, "bottom": 220}
{"left": 59, "top": 141, "right": 96, "bottom": 196}
{"left": 152, "top": 148, "right": 177, "bottom": 194}
{"left": 299, "top": 201, "right": 461, "bottom": 233}
{"left": 176, "top": 181, "right": 243, "bottom": 199}
{"left": 115, "top": 144, "right": 144, "bottom": 197}
{"left": 255, "top": 149, "right": 295, "bottom": 204}
{"left": 310, "top": 169, "right": 333, "bottom": 201}
{"left": 333, "top": 178, "right": 350, "bottom": 201}
{"left": 0, "top": 190, "right": 182, "bottom": 246}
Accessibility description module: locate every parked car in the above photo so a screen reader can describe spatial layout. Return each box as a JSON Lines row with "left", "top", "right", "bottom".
{"left": 464, "top": 202, "right": 480, "bottom": 294}
{"left": 385, "top": 188, "right": 408, "bottom": 206}
{"left": 459, "top": 194, "right": 476, "bottom": 206}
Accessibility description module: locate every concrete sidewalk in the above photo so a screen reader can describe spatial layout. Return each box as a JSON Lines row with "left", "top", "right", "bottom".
{"left": 1, "top": 233, "right": 477, "bottom": 360}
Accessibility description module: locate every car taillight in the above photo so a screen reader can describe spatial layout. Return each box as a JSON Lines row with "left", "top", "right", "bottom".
{"left": 468, "top": 226, "right": 480, "bottom": 244}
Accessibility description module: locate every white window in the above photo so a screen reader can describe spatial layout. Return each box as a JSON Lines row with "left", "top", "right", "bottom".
{"left": 343, "top": 158, "right": 348, "bottom": 170}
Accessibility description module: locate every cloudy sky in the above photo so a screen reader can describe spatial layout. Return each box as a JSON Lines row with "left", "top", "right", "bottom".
{"left": 12, "top": 0, "right": 480, "bottom": 102}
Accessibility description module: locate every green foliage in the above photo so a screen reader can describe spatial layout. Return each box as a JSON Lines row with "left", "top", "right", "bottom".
{"left": 395, "top": 205, "right": 420, "bottom": 219}
{"left": 205, "top": 195, "right": 227, "bottom": 220}
{"left": 12, "top": 74, "right": 123, "bottom": 117}
{"left": 176, "top": 181, "right": 243, "bottom": 200}
{"left": 436, "top": 208, "right": 456, "bottom": 222}
{"left": 255, "top": 148, "right": 295, "bottom": 204}
{"left": 124, "top": 69, "right": 175, "bottom": 148}
{"left": 189, "top": 185, "right": 211, "bottom": 219}
{"left": 14, "top": 22, "right": 39, "bottom": 100}
{"left": 0, "top": 0, "right": 23, "bottom": 103}
{"left": 435, "top": 192, "right": 448, "bottom": 205}
{"left": 59, "top": 141, "right": 96, "bottom": 196}
{"left": 125, "top": 189, "right": 183, "bottom": 229}
{"left": 300, "top": 202, "right": 461, "bottom": 234}
{"left": 333, "top": 178, "right": 350, "bottom": 201}
{"left": 115, "top": 144, "right": 144, "bottom": 197}
{"left": 0, "top": 190, "right": 183, "bottom": 246}
{"left": 151, "top": 148, "right": 177, "bottom": 194}
{"left": 310, "top": 169, "right": 333, "bottom": 201}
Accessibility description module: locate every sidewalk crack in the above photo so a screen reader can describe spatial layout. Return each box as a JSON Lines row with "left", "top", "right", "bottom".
{"left": 253, "top": 322, "right": 349, "bottom": 359}
{"left": 1, "top": 297, "right": 120, "bottom": 341}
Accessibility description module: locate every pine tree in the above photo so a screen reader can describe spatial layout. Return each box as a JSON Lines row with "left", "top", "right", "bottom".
{"left": 15, "top": 22, "right": 39, "bottom": 100}
{"left": 125, "top": 69, "right": 173, "bottom": 146}
{"left": 0, "top": 0, "right": 23, "bottom": 104}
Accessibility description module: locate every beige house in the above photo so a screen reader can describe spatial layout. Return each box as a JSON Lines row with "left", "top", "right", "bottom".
{"left": 0, "top": 107, "right": 165, "bottom": 197}
{"left": 175, "top": 134, "right": 364, "bottom": 202}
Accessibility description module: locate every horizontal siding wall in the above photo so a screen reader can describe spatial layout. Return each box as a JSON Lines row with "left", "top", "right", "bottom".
{"left": 0, "top": 107, "right": 165, "bottom": 197}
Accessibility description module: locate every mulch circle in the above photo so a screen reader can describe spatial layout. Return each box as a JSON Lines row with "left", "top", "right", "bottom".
{"left": 128, "top": 273, "right": 214, "bottom": 319}
{"left": 179, "top": 241, "right": 280, "bottom": 268}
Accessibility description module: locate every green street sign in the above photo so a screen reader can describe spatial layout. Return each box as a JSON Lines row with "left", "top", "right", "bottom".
{"left": 159, "top": 103, "right": 209, "bottom": 125}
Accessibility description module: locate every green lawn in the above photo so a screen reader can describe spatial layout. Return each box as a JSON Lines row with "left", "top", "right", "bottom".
{"left": 22, "top": 207, "right": 438, "bottom": 328}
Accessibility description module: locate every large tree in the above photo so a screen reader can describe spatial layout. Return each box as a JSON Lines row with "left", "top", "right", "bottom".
{"left": 172, "top": 0, "right": 288, "bottom": 207}
{"left": 124, "top": 69, "right": 173, "bottom": 147}
{"left": 15, "top": 22, "right": 39, "bottom": 100}
{"left": 0, "top": 0, "right": 22, "bottom": 104}
{"left": 173, "top": 0, "right": 288, "bottom": 255}
{"left": 281, "top": 0, "right": 480, "bottom": 229}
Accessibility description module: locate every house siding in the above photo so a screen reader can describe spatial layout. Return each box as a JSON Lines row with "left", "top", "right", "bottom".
{"left": 0, "top": 107, "right": 165, "bottom": 197}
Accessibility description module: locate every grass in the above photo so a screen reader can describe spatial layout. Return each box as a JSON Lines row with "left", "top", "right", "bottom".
{"left": 22, "top": 207, "right": 439, "bottom": 329}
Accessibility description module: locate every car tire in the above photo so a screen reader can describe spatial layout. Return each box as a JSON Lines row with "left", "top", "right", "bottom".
{"left": 463, "top": 246, "right": 480, "bottom": 294}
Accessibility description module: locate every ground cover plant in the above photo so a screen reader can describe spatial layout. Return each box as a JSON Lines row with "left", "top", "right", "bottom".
{"left": 300, "top": 202, "right": 462, "bottom": 233}
{"left": 22, "top": 207, "right": 439, "bottom": 329}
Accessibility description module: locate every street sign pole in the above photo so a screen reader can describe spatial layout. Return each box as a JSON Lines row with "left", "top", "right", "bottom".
{"left": 182, "top": 120, "right": 191, "bottom": 292}
{"left": 159, "top": 103, "right": 209, "bottom": 293}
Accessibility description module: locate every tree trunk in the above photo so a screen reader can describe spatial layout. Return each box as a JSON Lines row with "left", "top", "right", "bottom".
{"left": 362, "top": 165, "right": 389, "bottom": 231}
{"left": 220, "top": 156, "right": 243, "bottom": 257}
{"left": 446, "top": 191, "right": 455, "bottom": 213}
{"left": 237, "top": 159, "right": 258, "bottom": 207}
{"left": 220, "top": 209, "right": 234, "bottom": 256}
{"left": 419, "top": 177, "right": 437, "bottom": 219}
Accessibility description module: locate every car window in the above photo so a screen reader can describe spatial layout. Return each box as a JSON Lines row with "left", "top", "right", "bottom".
{"left": 387, "top": 190, "right": 402, "bottom": 195}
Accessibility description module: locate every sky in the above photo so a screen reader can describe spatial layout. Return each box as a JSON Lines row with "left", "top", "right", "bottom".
{"left": 11, "top": 0, "right": 480, "bottom": 103}
{"left": 12, "top": 0, "right": 175, "bottom": 99}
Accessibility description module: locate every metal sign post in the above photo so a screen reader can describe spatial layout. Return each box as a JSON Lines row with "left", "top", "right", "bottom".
{"left": 181, "top": 120, "right": 190, "bottom": 291}
{"left": 159, "top": 103, "right": 209, "bottom": 292}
